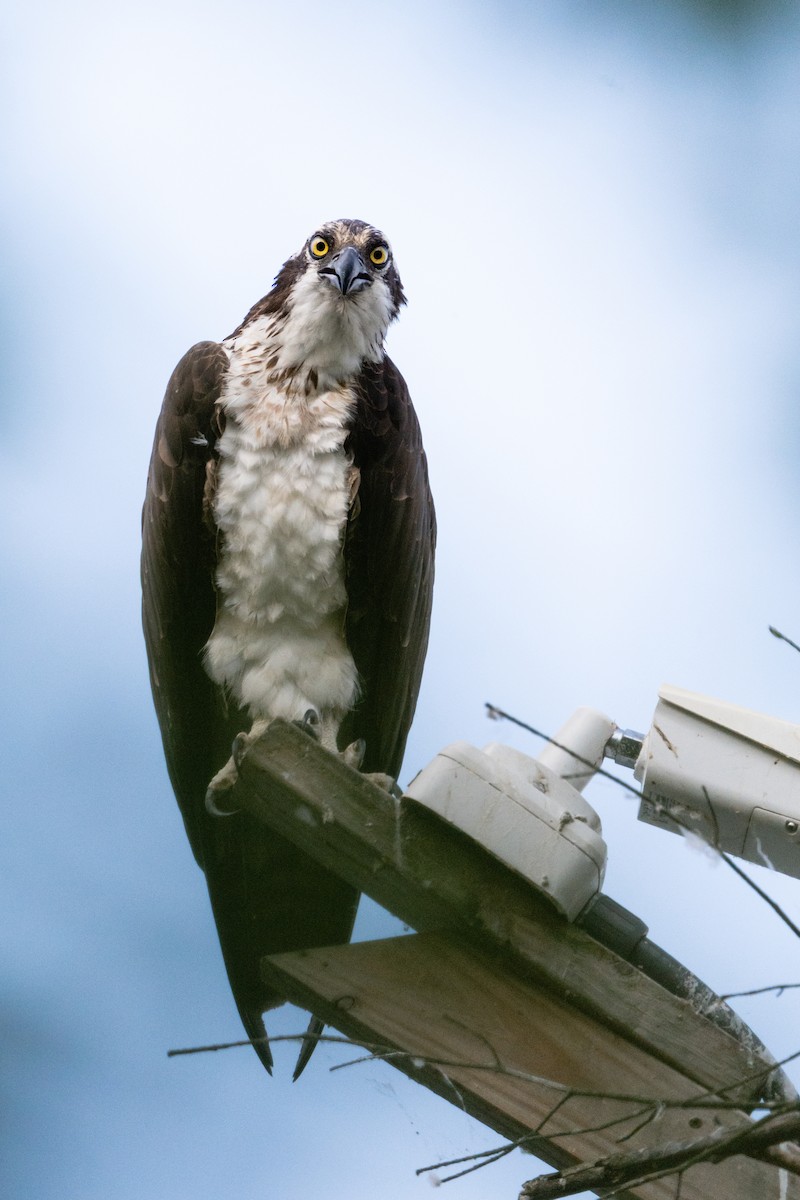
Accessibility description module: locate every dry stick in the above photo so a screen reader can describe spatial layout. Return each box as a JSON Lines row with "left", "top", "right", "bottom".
{"left": 720, "top": 983, "right": 800, "bottom": 1001}
{"left": 674, "top": 1044, "right": 800, "bottom": 1112}
{"left": 770, "top": 625, "right": 800, "bottom": 654}
{"left": 169, "top": 1030, "right": 800, "bottom": 1117}
{"left": 595, "top": 1109, "right": 800, "bottom": 1198}
{"left": 415, "top": 1102, "right": 662, "bottom": 1186}
{"left": 168, "top": 1031, "right": 393, "bottom": 1058}
{"left": 335, "top": 1042, "right": 800, "bottom": 1186}
{"left": 519, "top": 1110, "right": 800, "bottom": 1199}
{"left": 716, "top": 846, "right": 800, "bottom": 939}
{"left": 485, "top": 704, "right": 645, "bottom": 803}
{"left": 167, "top": 1030, "right": 800, "bottom": 1190}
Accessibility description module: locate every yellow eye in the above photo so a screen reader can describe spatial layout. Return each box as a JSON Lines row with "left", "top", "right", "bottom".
{"left": 310, "top": 237, "right": 329, "bottom": 258}
{"left": 370, "top": 245, "right": 389, "bottom": 266}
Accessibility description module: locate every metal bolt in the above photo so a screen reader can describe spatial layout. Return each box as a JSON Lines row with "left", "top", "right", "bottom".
{"left": 786, "top": 820, "right": 799, "bottom": 835}
{"left": 604, "top": 727, "right": 645, "bottom": 769}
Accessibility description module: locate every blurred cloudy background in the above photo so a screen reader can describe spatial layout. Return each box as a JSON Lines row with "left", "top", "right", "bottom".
{"left": 3, "top": 1, "right": 800, "bottom": 1197}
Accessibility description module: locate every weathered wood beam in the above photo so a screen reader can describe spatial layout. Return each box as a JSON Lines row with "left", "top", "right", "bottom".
{"left": 232, "top": 721, "right": 774, "bottom": 1103}
{"left": 262, "top": 932, "right": 796, "bottom": 1200}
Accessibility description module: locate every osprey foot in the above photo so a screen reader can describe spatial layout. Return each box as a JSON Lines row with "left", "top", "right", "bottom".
{"left": 362, "top": 770, "right": 402, "bottom": 797}
{"left": 205, "top": 722, "right": 271, "bottom": 816}
{"left": 338, "top": 740, "right": 400, "bottom": 793}
{"left": 335, "top": 737, "right": 400, "bottom": 793}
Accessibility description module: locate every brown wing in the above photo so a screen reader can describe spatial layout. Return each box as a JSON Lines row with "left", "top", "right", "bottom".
{"left": 340, "top": 355, "right": 437, "bottom": 778}
{"left": 140, "top": 340, "right": 242, "bottom": 864}
{"left": 141, "top": 341, "right": 359, "bottom": 1074}
{"left": 141, "top": 340, "right": 240, "bottom": 862}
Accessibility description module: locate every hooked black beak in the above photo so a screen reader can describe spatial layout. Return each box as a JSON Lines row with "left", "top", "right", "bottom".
{"left": 320, "top": 245, "right": 371, "bottom": 295}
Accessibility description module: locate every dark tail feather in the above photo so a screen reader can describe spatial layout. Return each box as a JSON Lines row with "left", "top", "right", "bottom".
{"left": 293, "top": 1014, "right": 324, "bottom": 1080}
{"left": 201, "top": 804, "right": 359, "bottom": 1081}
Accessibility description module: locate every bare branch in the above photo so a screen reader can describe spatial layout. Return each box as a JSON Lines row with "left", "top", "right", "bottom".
{"left": 167, "top": 1031, "right": 393, "bottom": 1058}
{"left": 769, "top": 625, "right": 800, "bottom": 654}
{"left": 168, "top": 1025, "right": 800, "bottom": 1193}
{"left": 720, "top": 983, "right": 800, "bottom": 1001}
{"left": 485, "top": 703, "right": 643, "bottom": 802}
{"left": 169, "top": 1027, "right": 800, "bottom": 1116}
{"left": 519, "top": 1110, "right": 800, "bottom": 1199}
{"left": 416, "top": 1141, "right": 519, "bottom": 1178}
{"left": 715, "top": 846, "right": 800, "bottom": 939}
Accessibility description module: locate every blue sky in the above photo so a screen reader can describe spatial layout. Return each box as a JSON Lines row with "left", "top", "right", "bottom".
{"left": 3, "top": 2, "right": 800, "bottom": 1198}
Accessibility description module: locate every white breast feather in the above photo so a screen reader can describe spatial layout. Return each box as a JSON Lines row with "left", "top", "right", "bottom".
{"left": 271, "top": 269, "right": 394, "bottom": 383}
{"left": 204, "top": 334, "right": 364, "bottom": 728}
{"left": 204, "top": 263, "right": 396, "bottom": 736}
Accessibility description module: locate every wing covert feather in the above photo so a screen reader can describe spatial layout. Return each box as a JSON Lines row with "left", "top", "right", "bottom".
{"left": 141, "top": 340, "right": 238, "bottom": 865}
{"left": 341, "top": 356, "right": 436, "bottom": 778}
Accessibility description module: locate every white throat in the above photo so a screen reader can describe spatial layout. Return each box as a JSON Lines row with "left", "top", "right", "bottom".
{"left": 259, "top": 269, "right": 394, "bottom": 387}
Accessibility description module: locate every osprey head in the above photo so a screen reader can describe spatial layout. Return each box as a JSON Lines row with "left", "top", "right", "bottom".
{"left": 228, "top": 220, "right": 407, "bottom": 383}
{"left": 303, "top": 219, "right": 405, "bottom": 309}
{"left": 243, "top": 219, "right": 407, "bottom": 380}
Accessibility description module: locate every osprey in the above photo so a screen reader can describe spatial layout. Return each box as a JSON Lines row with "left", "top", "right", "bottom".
{"left": 141, "top": 219, "right": 435, "bottom": 1076}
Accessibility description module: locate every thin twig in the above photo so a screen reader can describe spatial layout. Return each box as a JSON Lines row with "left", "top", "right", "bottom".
{"left": 329, "top": 1048, "right": 415, "bottom": 1071}
{"left": 168, "top": 1031, "right": 391, "bottom": 1058}
{"left": 416, "top": 1102, "right": 665, "bottom": 1186}
{"left": 769, "top": 625, "right": 800, "bottom": 654}
{"left": 168, "top": 1026, "right": 800, "bottom": 1191}
{"left": 355, "top": 1044, "right": 800, "bottom": 1118}
{"left": 417, "top": 1141, "right": 521, "bottom": 1176}
{"left": 614, "top": 1103, "right": 662, "bottom": 1145}
{"left": 719, "top": 982, "right": 800, "bottom": 1001}
{"left": 718, "top": 850, "right": 800, "bottom": 939}
{"left": 520, "top": 1109, "right": 800, "bottom": 1199}
{"left": 485, "top": 704, "right": 644, "bottom": 802}
{"left": 437, "top": 1146, "right": 518, "bottom": 1184}
{"left": 595, "top": 1108, "right": 800, "bottom": 1196}
{"left": 171, "top": 1028, "right": 800, "bottom": 1117}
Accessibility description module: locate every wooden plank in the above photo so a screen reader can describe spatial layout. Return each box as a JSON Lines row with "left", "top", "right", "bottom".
{"left": 263, "top": 932, "right": 795, "bottom": 1200}
{"left": 234, "top": 721, "right": 776, "bottom": 1102}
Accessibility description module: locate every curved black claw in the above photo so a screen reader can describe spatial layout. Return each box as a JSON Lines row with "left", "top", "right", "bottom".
{"left": 231, "top": 731, "right": 251, "bottom": 769}
{"left": 205, "top": 783, "right": 240, "bottom": 817}
{"left": 293, "top": 1013, "right": 325, "bottom": 1081}
{"left": 341, "top": 738, "right": 366, "bottom": 771}
{"left": 293, "top": 708, "right": 321, "bottom": 741}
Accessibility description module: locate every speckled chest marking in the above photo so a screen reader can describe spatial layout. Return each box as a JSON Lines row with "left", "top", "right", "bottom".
{"left": 203, "top": 325, "right": 361, "bottom": 727}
